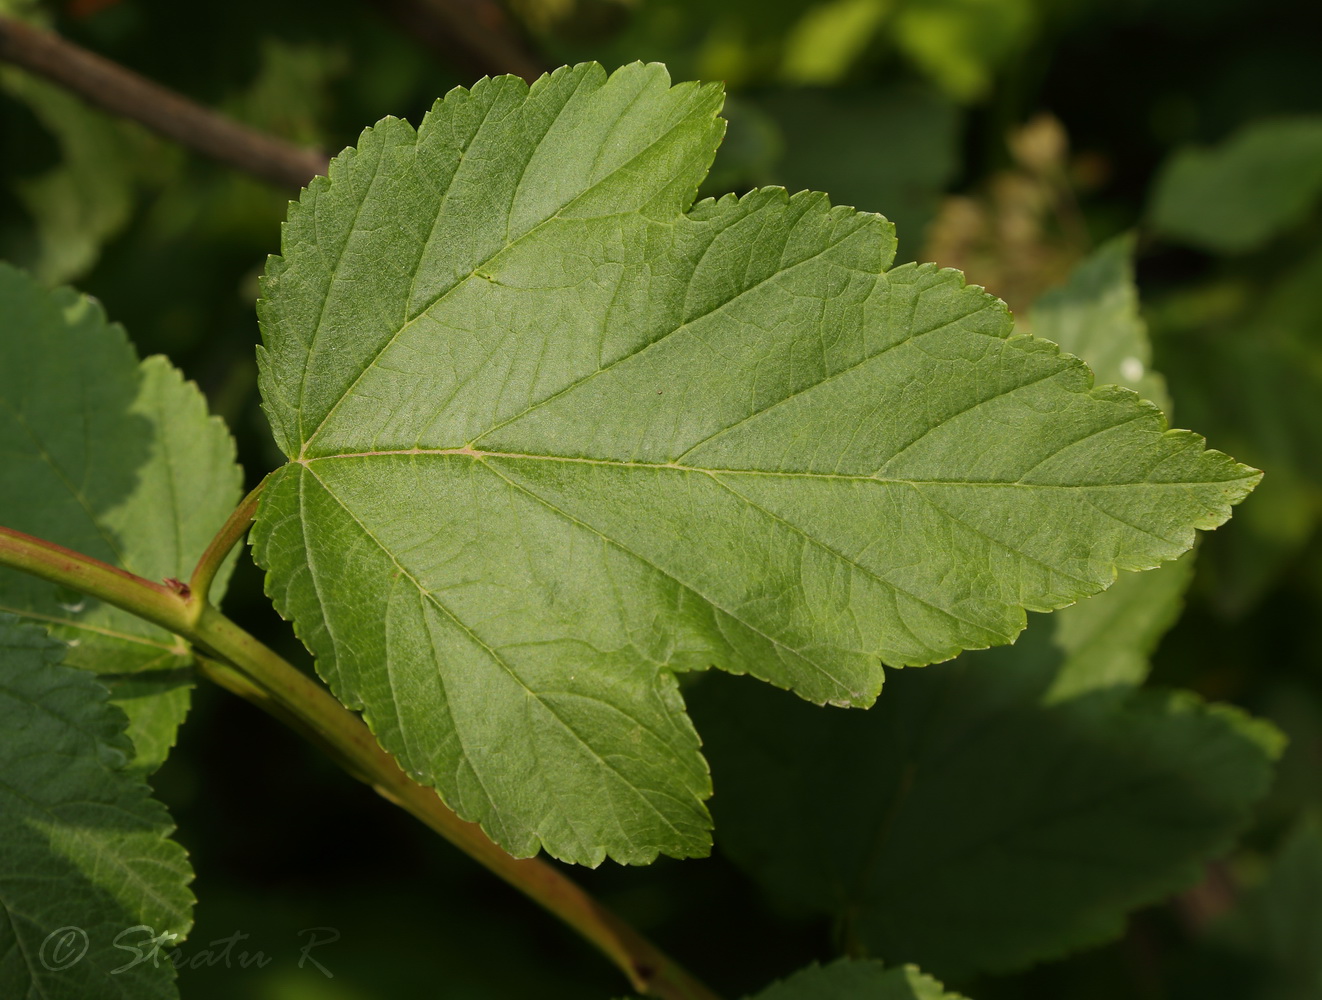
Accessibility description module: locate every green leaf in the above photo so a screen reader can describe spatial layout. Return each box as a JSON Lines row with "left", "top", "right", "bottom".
{"left": 222, "top": 38, "right": 348, "bottom": 149}
{"left": 750, "top": 959, "right": 964, "bottom": 999}
{"left": 0, "top": 264, "right": 243, "bottom": 770}
{"left": 1030, "top": 233, "right": 1170, "bottom": 414}
{"left": 254, "top": 61, "right": 1259, "bottom": 865}
{"left": 0, "top": 616, "right": 193, "bottom": 999}
{"left": 1149, "top": 116, "right": 1322, "bottom": 254}
{"left": 694, "top": 641, "right": 1282, "bottom": 979}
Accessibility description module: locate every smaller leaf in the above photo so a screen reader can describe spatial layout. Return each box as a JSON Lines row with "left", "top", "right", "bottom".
{"left": 696, "top": 638, "right": 1283, "bottom": 980}
{"left": 1030, "top": 233, "right": 1170, "bottom": 413}
{"left": 0, "top": 616, "right": 193, "bottom": 1000}
{"left": 0, "top": 263, "right": 244, "bottom": 769}
{"left": 892, "top": 0, "right": 1037, "bottom": 102}
{"left": 751, "top": 959, "right": 964, "bottom": 1000}
{"left": 1150, "top": 244, "right": 1322, "bottom": 614}
{"left": 1149, "top": 117, "right": 1322, "bottom": 253}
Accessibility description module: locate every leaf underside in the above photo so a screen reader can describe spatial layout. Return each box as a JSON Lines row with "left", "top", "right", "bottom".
{"left": 0, "top": 264, "right": 243, "bottom": 770}
{"left": 0, "top": 617, "right": 193, "bottom": 1000}
{"left": 254, "top": 62, "right": 1259, "bottom": 864}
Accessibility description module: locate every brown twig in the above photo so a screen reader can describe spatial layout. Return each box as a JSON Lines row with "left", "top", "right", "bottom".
{"left": 0, "top": 16, "right": 327, "bottom": 189}
{"left": 365, "top": 0, "right": 546, "bottom": 83}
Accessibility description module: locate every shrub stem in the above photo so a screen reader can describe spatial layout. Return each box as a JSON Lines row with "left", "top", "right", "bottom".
{"left": 0, "top": 16, "right": 326, "bottom": 188}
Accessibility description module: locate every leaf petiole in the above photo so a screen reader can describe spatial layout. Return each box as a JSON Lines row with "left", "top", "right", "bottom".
{"left": 188, "top": 476, "right": 268, "bottom": 606}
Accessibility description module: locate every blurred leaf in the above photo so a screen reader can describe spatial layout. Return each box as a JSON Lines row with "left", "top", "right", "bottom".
{"left": 750, "top": 959, "right": 964, "bottom": 999}
{"left": 779, "top": 0, "right": 891, "bottom": 86}
{"left": 1043, "top": 548, "right": 1196, "bottom": 700}
{"left": 0, "top": 265, "right": 243, "bottom": 769}
{"left": 1004, "top": 232, "right": 1193, "bottom": 699}
{"left": 223, "top": 37, "right": 347, "bottom": 148}
{"left": 573, "top": 0, "right": 1033, "bottom": 94}
{"left": 0, "top": 72, "right": 149, "bottom": 284}
{"left": 1149, "top": 116, "right": 1322, "bottom": 254}
{"left": 1254, "top": 680, "right": 1322, "bottom": 835}
{"left": 891, "top": 0, "right": 1036, "bottom": 101}
{"left": 143, "top": 37, "right": 346, "bottom": 249}
{"left": 1031, "top": 233, "right": 1170, "bottom": 413}
{"left": 1152, "top": 243, "right": 1322, "bottom": 613}
{"left": 696, "top": 637, "right": 1283, "bottom": 980}
{"left": 0, "top": 616, "right": 193, "bottom": 1000}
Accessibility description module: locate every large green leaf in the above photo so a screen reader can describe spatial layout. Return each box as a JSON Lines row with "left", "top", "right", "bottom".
{"left": 0, "top": 264, "right": 243, "bottom": 770}
{"left": 751, "top": 959, "right": 963, "bottom": 999}
{"left": 253, "top": 62, "right": 1258, "bottom": 865}
{"left": 0, "top": 616, "right": 193, "bottom": 1000}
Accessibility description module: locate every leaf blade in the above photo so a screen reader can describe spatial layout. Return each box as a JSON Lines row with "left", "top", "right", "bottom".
{"left": 256, "top": 62, "right": 1260, "bottom": 864}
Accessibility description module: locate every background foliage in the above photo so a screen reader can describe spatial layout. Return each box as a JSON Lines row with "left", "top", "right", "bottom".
{"left": 1, "top": 0, "right": 1320, "bottom": 997}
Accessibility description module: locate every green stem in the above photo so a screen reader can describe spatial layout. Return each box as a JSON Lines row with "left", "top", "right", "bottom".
{"left": 0, "top": 523, "right": 720, "bottom": 1000}
{"left": 188, "top": 477, "right": 266, "bottom": 604}
{"left": 0, "top": 527, "right": 185, "bottom": 622}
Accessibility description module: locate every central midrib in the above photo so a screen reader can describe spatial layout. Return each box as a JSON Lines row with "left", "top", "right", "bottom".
{"left": 293, "top": 448, "right": 1239, "bottom": 488}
